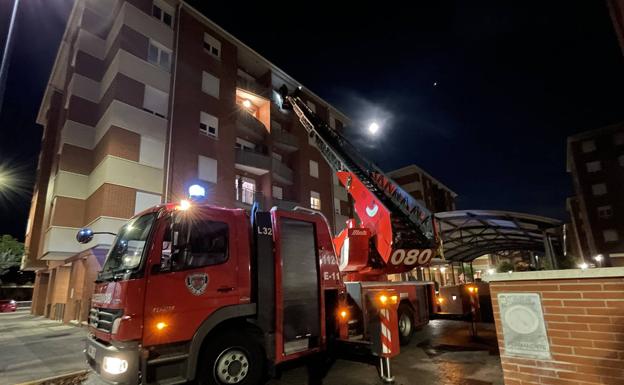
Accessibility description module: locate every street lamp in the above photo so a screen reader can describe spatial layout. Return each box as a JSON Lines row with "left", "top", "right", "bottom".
{"left": 593, "top": 254, "right": 603, "bottom": 267}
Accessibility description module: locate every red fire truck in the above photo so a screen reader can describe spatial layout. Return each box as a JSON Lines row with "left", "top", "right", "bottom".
{"left": 78, "top": 92, "right": 440, "bottom": 385}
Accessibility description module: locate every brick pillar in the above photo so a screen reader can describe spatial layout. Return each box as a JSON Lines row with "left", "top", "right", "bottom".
{"left": 488, "top": 268, "right": 624, "bottom": 385}
{"left": 31, "top": 270, "right": 50, "bottom": 316}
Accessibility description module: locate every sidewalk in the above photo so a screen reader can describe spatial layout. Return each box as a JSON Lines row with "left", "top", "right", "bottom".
{"left": 0, "top": 311, "right": 88, "bottom": 385}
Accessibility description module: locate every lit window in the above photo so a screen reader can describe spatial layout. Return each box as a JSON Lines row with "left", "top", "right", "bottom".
{"left": 614, "top": 132, "right": 624, "bottom": 146}
{"left": 143, "top": 85, "right": 169, "bottom": 118}
{"left": 597, "top": 205, "right": 613, "bottom": 219}
{"left": 152, "top": 2, "right": 173, "bottom": 27}
{"left": 148, "top": 41, "right": 171, "bottom": 72}
{"left": 603, "top": 229, "right": 619, "bottom": 242}
{"left": 200, "top": 112, "right": 218, "bottom": 138}
{"left": 235, "top": 176, "right": 255, "bottom": 205}
{"left": 310, "top": 191, "right": 321, "bottom": 210}
{"left": 198, "top": 155, "right": 217, "bottom": 183}
{"left": 202, "top": 71, "right": 220, "bottom": 99}
{"left": 586, "top": 161, "right": 601, "bottom": 173}
{"left": 581, "top": 140, "right": 596, "bottom": 153}
{"left": 309, "top": 160, "right": 319, "bottom": 178}
{"left": 591, "top": 183, "right": 607, "bottom": 196}
{"left": 203, "top": 33, "right": 221, "bottom": 59}
{"left": 272, "top": 186, "right": 283, "bottom": 200}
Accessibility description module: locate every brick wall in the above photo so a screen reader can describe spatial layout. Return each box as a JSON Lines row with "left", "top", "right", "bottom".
{"left": 489, "top": 269, "right": 624, "bottom": 385}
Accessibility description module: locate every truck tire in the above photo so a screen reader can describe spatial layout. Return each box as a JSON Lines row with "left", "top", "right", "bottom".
{"left": 398, "top": 303, "right": 414, "bottom": 346}
{"left": 198, "top": 330, "right": 264, "bottom": 385}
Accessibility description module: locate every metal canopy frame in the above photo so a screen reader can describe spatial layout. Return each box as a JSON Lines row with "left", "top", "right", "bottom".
{"left": 434, "top": 210, "right": 562, "bottom": 263}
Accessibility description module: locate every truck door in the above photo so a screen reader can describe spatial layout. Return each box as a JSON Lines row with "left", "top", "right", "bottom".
{"left": 276, "top": 216, "right": 321, "bottom": 357}
{"left": 142, "top": 208, "right": 240, "bottom": 347}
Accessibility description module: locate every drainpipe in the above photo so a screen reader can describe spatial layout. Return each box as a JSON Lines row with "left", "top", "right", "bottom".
{"left": 164, "top": 1, "right": 183, "bottom": 201}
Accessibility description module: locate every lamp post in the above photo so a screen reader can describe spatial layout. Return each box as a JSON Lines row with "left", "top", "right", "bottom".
{"left": 0, "top": 0, "right": 20, "bottom": 116}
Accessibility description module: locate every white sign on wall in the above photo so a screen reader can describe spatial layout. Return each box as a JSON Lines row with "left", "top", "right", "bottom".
{"left": 498, "top": 293, "right": 551, "bottom": 359}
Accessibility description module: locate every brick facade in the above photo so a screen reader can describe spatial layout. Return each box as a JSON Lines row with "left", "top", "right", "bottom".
{"left": 489, "top": 269, "right": 624, "bottom": 385}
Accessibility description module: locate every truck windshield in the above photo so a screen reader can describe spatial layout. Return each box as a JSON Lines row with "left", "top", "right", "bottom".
{"left": 99, "top": 213, "right": 156, "bottom": 280}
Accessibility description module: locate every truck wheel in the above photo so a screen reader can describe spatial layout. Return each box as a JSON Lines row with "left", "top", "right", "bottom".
{"left": 198, "top": 331, "right": 264, "bottom": 385}
{"left": 398, "top": 303, "right": 414, "bottom": 346}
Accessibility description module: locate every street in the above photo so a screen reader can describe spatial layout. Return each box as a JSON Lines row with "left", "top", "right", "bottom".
{"left": 0, "top": 311, "right": 502, "bottom": 385}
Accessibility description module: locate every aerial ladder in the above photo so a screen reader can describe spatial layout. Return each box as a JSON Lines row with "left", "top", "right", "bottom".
{"left": 282, "top": 90, "right": 441, "bottom": 278}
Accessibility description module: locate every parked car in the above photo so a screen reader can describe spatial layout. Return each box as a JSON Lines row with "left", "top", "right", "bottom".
{"left": 0, "top": 299, "right": 17, "bottom": 312}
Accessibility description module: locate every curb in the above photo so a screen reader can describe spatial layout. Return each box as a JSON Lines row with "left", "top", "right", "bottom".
{"left": 14, "top": 370, "right": 90, "bottom": 385}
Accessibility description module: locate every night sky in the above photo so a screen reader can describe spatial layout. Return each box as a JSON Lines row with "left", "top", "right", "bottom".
{"left": 1, "top": 1, "right": 624, "bottom": 241}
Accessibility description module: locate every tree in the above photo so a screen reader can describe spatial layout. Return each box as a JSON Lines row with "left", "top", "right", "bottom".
{"left": 0, "top": 234, "right": 24, "bottom": 275}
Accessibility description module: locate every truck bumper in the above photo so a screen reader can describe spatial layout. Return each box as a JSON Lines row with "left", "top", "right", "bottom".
{"left": 85, "top": 335, "right": 141, "bottom": 385}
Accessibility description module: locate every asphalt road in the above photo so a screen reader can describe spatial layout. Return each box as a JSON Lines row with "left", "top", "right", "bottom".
{"left": 0, "top": 312, "right": 502, "bottom": 385}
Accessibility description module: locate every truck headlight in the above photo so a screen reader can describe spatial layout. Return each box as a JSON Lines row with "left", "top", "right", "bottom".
{"left": 102, "top": 356, "right": 128, "bottom": 375}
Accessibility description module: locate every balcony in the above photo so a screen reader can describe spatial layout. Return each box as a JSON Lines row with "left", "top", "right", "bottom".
{"left": 236, "top": 108, "right": 268, "bottom": 141}
{"left": 271, "top": 129, "right": 299, "bottom": 152}
{"left": 272, "top": 159, "right": 293, "bottom": 185}
{"left": 236, "top": 76, "right": 270, "bottom": 98}
{"left": 235, "top": 148, "right": 271, "bottom": 175}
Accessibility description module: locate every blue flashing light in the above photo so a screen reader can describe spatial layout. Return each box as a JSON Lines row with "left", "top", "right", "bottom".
{"left": 188, "top": 184, "right": 206, "bottom": 198}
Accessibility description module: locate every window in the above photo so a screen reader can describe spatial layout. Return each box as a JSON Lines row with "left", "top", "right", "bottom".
{"left": 172, "top": 219, "right": 229, "bottom": 270}
{"left": 147, "top": 41, "right": 171, "bottom": 72}
{"left": 309, "top": 160, "right": 319, "bottom": 178}
{"left": 310, "top": 191, "right": 321, "bottom": 210}
{"left": 198, "top": 155, "right": 217, "bottom": 183}
{"left": 581, "top": 140, "right": 596, "bottom": 153}
{"left": 592, "top": 183, "right": 607, "bottom": 196}
{"left": 334, "top": 198, "right": 341, "bottom": 215}
{"left": 272, "top": 186, "right": 283, "bottom": 200}
{"left": 152, "top": 1, "right": 173, "bottom": 27}
{"left": 586, "top": 161, "right": 601, "bottom": 173}
{"left": 306, "top": 101, "right": 316, "bottom": 113}
{"left": 597, "top": 205, "right": 613, "bottom": 219}
{"left": 200, "top": 112, "right": 218, "bottom": 138}
{"left": 202, "top": 71, "right": 220, "bottom": 98}
{"left": 203, "top": 32, "right": 221, "bottom": 59}
{"left": 135, "top": 192, "right": 161, "bottom": 215}
{"left": 603, "top": 229, "right": 619, "bottom": 243}
{"left": 235, "top": 176, "right": 255, "bottom": 205}
{"left": 143, "top": 85, "right": 169, "bottom": 118}
{"left": 272, "top": 152, "right": 282, "bottom": 162}
{"left": 329, "top": 115, "right": 336, "bottom": 129}
{"left": 235, "top": 138, "right": 255, "bottom": 151}
{"left": 615, "top": 132, "right": 624, "bottom": 146}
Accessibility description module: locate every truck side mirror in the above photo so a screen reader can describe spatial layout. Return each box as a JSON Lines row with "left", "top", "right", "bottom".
{"left": 76, "top": 228, "right": 94, "bottom": 244}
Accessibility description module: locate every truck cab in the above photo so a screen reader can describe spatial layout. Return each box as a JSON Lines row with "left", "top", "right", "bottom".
{"left": 83, "top": 202, "right": 347, "bottom": 385}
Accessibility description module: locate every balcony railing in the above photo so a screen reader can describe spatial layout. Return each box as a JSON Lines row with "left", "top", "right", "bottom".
{"left": 235, "top": 148, "right": 271, "bottom": 174}
{"left": 236, "top": 108, "right": 268, "bottom": 141}
{"left": 272, "top": 159, "right": 293, "bottom": 185}
{"left": 271, "top": 129, "right": 299, "bottom": 152}
{"left": 236, "top": 76, "right": 270, "bottom": 98}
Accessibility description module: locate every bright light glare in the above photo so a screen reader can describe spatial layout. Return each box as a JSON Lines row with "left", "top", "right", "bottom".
{"left": 188, "top": 184, "right": 206, "bottom": 198}
{"left": 579, "top": 262, "right": 589, "bottom": 270}
{"left": 242, "top": 99, "right": 252, "bottom": 108}
{"left": 368, "top": 122, "right": 379, "bottom": 135}
{"left": 594, "top": 254, "right": 603, "bottom": 262}
{"left": 156, "top": 321, "right": 168, "bottom": 330}
{"left": 102, "top": 356, "right": 128, "bottom": 375}
{"left": 487, "top": 268, "right": 495, "bottom": 275}
{"left": 178, "top": 200, "right": 191, "bottom": 211}
{"left": 0, "top": 162, "right": 28, "bottom": 205}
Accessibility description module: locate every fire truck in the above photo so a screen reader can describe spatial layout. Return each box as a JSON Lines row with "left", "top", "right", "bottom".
{"left": 78, "top": 90, "right": 440, "bottom": 385}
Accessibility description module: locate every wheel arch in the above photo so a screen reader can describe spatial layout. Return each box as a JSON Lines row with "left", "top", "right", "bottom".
{"left": 187, "top": 303, "right": 257, "bottom": 380}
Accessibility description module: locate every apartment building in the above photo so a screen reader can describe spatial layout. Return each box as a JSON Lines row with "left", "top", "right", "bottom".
{"left": 387, "top": 164, "right": 457, "bottom": 213}
{"left": 23, "top": 0, "right": 352, "bottom": 322}
{"left": 566, "top": 122, "right": 624, "bottom": 266}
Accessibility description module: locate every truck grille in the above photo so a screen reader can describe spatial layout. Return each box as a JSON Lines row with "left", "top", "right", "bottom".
{"left": 89, "top": 307, "right": 123, "bottom": 333}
